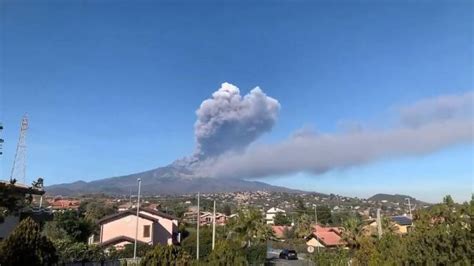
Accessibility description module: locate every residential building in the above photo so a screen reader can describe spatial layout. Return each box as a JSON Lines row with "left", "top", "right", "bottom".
{"left": 272, "top": 225, "right": 293, "bottom": 239}
{"left": 183, "top": 210, "right": 229, "bottom": 225}
{"left": 306, "top": 224, "right": 345, "bottom": 248}
{"left": 390, "top": 215, "right": 412, "bottom": 234}
{"left": 0, "top": 180, "right": 46, "bottom": 240}
{"left": 96, "top": 208, "right": 179, "bottom": 249}
{"left": 362, "top": 215, "right": 412, "bottom": 235}
{"left": 266, "top": 207, "right": 285, "bottom": 224}
{"left": 47, "top": 197, "right": 80, "bottom": 211}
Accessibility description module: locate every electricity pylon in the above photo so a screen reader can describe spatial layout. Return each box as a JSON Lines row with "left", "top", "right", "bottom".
{"left": 10, "top": 115, "right": 28, "bottom": 184}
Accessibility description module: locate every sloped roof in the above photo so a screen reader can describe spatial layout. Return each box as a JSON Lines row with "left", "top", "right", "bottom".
{"left": 98, "top": 210, "right": 159, "bottom": 225}
{"left": 313, "top": 224, "right": 343, "bottom": 235}
{"left": 391, "top": 216, "right": 412, "bottom": 226}
{"left": 267, "top": 207, "right": 285, "bottom": 213}
{"left": 99, "top": 235, "right": 147, "bottom": 247}
{"left": 272, "top": 225, "right": 292, "bottom": 238}
{"left": 309, "top": 231, "right": 344, "bottom": 247}
{"left": 98, "top": 208, "right": 177, "bottom": 225}
{"left": 308, "top": 224, "right": 345, "bottom": 247}
{"left": 139, "top": 207, "right": 177, "bottom": 220}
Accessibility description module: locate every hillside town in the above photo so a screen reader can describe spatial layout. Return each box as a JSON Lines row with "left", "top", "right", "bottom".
{"left": 2, "top": 178, "right": 470, "bottom": 265}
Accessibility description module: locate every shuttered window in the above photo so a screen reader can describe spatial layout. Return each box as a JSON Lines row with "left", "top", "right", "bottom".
{"left": 143, "top": 225, "right": 150, "bottom": 237}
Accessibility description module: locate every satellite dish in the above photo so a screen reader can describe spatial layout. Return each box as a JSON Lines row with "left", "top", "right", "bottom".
{"left": 307, "top": 246, "right": 315, "bottom": 253}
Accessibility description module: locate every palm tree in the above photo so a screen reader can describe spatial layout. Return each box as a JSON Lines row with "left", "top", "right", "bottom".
{"left": 342, "top": 217, "right": 364, "bottom": 249}
{"left": 227, "top": 208, "right": 273, "bottom": 247}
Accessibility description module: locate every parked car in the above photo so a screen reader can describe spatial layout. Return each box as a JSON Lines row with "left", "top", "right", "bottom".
{"left": 279, "top": 249, "right": 298, "bottom": 260}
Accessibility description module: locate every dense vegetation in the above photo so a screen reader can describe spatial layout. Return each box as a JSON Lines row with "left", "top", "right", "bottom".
{"left": 0, "top": 217, "right": 57, "bottom": 266}
{"left": 311, "top": 195, "right": 473, "bottom": 265}
{"left": 0, "top": 194, "right": 471, "bottom": 265}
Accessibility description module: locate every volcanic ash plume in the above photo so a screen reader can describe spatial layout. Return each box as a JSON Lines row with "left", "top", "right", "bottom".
{"left": 193, "top": 82, "right": 280, "bottom": 159}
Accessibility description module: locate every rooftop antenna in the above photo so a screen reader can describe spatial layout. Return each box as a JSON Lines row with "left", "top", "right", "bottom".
{"left": 10, "top": 115, "right": 28, "bottom": 185}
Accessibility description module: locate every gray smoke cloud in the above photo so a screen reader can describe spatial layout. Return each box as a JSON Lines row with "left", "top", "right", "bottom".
{"left": 195, "top": 91, "right": 473, "bottom": 179}
{"left": 400, "top": 91, "right": 473, "bottom": 127}
{"left": 194, "top": 82, "right": 280, "bottom": 159}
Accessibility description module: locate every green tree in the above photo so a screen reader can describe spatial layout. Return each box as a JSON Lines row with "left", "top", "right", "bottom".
{"left": 0, "top": 217, "right": 57, "bottom": 266}
{"left": 42, "top": 220, "right": 68, "bottom": 241}
{"left": 316, "top": 205, "right": 332, "bottom": 225}
{"left": 341, "top": 217, "right": 363, "bottom": 249}
{"left": 294, "top": 214, "right": 312, "bottom": 238}
{"left": 0, "top": 178, "right": 39, "bottom": 217}
{"left": 373, "top": 233, "right": 407, "bottom": 264}
{"left": 295, "top": 199, "right": 307, "bottom": 216}
{"left": 222, "top": 204, "right": 232, "bottom": 216}
{"left": 140, "top": 245, "right": 192, "bottom": 265}
{"left": 54, "top": 210, "right": 95, "bottom": 242}
{"left": 403, "top": 195, "right": 472, "bottom": 265}
{"left": 352, "top": 236, "right": 378, "bottom": 265}
{"left": 79, "top": 200, "right": 117, "bottom": 221}
{"left": 273, "top": 212, "right": 291, "bottom": 226}
{"left": 182, "top": 227, "right": 213, "bottom": 259}
{"left": 312, "top": 249, "right": 350, "bottom": 266}
{"left": 227, "top": 208, "right": 273, "bottom": 247}
{"left": 207, "top": 240, "right": 247, "bottom": 265}
{"left": 117, "top": 243, "right": 154, "bottom": 259}
{"left": 245, "top": 243, "right": 267, "bottom": 264}
{"left": 54, "top": 239, "right": 106, "bottom": 264}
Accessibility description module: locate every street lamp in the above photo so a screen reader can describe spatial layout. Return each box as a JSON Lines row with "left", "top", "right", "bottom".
{"left": 133, "top": 178, "right": 142, "bottom": 260}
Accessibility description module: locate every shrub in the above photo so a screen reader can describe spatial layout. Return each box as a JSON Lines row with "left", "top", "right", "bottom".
{"left": 207, "top": 240, "right": 247, "bottom": 266}
{"left": 245, "top": 244, "right": 266, "bottom": 265}
{"left": 141, "top": 245, "right": 192, "bottom": 265}
{"left": 0, "top": 217, "right": 57, "bottom": 266}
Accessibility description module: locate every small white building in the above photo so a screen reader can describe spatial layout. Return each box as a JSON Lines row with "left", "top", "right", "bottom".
{"left": 265, "top": 207, "right": 285, "bottom": 224}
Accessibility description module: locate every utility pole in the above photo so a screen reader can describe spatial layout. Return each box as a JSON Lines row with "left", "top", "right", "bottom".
{"left": 313, "top": 204, "right": 319, "bottom": 253}
{"left": 314, "top": 204, "right": 318, "bottom": 224}
{"left": 405, "top": 198, "right": 413, "bottom": 219}
{"left": 133, "top": 178, "right": 142, "bottom": 260}
{"left": 376, "top": 208, "right": 383, "bottom": 239}
{"left": 196, "top": 192, "right": 200, "bottom": 260}
{"left": 212, "top": 200, "right": 216, "bottom": 250}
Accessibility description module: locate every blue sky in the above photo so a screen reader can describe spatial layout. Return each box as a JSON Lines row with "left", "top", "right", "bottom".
{"left": 1, "top": 0, "right": 472, "bottom": 202}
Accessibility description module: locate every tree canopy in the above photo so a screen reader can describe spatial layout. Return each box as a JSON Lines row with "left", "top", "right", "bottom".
{"left": 0, "top": 217, "right": 57, "bottom": 266}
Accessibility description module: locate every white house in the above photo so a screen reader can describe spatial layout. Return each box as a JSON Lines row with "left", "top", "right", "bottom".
{"left": 266, "top": 207, "right": 285, "bottom": 224}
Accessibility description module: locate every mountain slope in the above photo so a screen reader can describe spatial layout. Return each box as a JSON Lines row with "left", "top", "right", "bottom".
{"left": 368, "top": 193, "right": 427, "bottom": 205}
{"left": 46, "top": 164, "right": 301, "bottom": 196}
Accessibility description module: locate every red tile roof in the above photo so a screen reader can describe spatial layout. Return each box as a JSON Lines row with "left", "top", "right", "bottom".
{"left": 310, "top": 224, "right": 344, "bottom": 247}
{"left": 49, "top": 199, "right": 80, "bottom": 209}
{"left": 316, "top": 231, "right": 343, "bottom": 246}
{"left": 313, "top": 224, "right": 343, "bottom": 235}
{"left": 272, "top": 225, "right": 292, "bottom": 238}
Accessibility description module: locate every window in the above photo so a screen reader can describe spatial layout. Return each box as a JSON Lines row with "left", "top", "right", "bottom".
{"left": 143, "top": 225, "right": 150, "bottom": 237}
